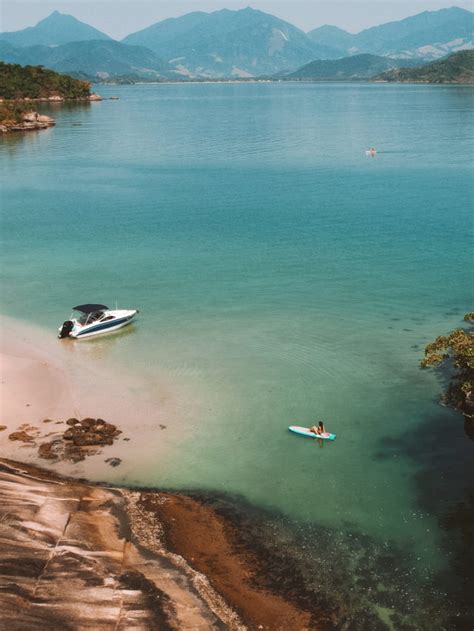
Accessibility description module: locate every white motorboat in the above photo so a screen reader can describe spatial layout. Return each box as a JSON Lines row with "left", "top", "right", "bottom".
{"left": 58, "top": 304, "right": 139, "bottom": 339}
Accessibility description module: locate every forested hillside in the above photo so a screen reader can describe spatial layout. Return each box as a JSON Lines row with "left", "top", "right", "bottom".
{"left": 0, "top": 62, "right": 90, "bottom": 99}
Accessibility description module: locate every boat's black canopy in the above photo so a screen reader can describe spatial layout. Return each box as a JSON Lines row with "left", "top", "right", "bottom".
{"left": 73, "top": 304, "right": 108, "bottom": 313}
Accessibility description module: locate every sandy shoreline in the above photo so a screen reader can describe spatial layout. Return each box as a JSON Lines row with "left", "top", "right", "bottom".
{"left": 0, "top": 316, "right": 325, "bottom": 629}
{"left": 0, "top": 314, "right": 190, "bottom": 481}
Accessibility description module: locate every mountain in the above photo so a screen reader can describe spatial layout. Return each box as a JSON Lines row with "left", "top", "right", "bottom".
{"left": 286, "top": 53, "right": 421, "bottom": 80}
{"left": 0, "top": 40, "right": 178, "bottom": 81}
{"left": 123, "top": 7, "right": 338, "bottom": 78}
{"left": 308, "top": 7, "right": 473, "bottom": 60}
{"left": 0, "top": 11, "right": 111, "bottom": 47}
{"left": 123, "top": 11, "right": 210, "bottom": 52}
{"left": 356, "top": 7, "right": 473, "bottom": 58}
{"left": 0, "top": 41, "right": 27, "bottom": 65}
{"left": 0, "top": 7, "right": 472, "bottom": 80}
{"left": 307, "top": 25, "right": 356, "bottom": 57}
{"left": 374, "top": 49, "right": 474, "bottom": 83}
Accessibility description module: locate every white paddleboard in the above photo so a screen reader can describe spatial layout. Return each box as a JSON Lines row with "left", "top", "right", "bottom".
{"left": 289, "top": 426, "right": 336, "bottom": 441}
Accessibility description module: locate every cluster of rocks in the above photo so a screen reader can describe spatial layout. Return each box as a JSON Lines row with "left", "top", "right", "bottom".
{"left": 39, "top": 417, "right": 122, "bottom": 463}
{"left": 0, "top": 110, "right": 55, "bottom": 133}
{"left": 6, "top": 417, "right": 123, "bottom": 464}
{"left": 64, "top": 417, "right": 122, "bottom": 445}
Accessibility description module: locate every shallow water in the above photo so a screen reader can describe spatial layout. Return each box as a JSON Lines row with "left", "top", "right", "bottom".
{"left": 1, "top": 82, "right": 473, "bottom": 626}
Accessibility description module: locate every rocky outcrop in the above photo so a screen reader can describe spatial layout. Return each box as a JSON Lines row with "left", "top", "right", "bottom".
{"left": 22, "top": 111, "right": 55, "bottom": 124}
{"left": 0, "top": 109, "right": 55, "bottom": 133}
{"left": 0, "top": 459, "right": 235, "bottom": 630}
{"left": 0, "top": 94, "right": 101, "bottom": 133}
{"left": 0, "top": 458, "right": 325, "bottom": 630}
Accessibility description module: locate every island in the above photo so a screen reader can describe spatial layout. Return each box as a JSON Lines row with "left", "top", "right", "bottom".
{"left": 374, "top": 50, "right": 474, "bottom": 84}
{"left": 0, "top": 62, "right": 102, "bottom": 133}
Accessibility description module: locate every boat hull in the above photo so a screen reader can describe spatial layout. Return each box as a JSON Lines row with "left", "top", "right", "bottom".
{"left": 58, "top": 309, "right": 139, "bottom": 340}
{"left": 71, "top": 314, "right": 136, "bottom": 339}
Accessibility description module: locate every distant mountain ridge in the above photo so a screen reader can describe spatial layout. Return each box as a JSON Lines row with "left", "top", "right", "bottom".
{"left": 123, "top": 7, "right": 338, "bottom": 78}
{"left": 0, "top": 11, "right": 111, "bottom": 47}
{"left": 308, "top": 7, "right": 473, "bottom": 60}
{"left": 0, "top": 40, "right": 178, "bottom": 80}
{"left": 0, "top": 6, "right": 472, "bottom": 80}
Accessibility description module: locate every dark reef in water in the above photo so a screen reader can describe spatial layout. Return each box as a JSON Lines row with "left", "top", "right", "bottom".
{"left": 377, "top": 409, "right": 474, "bottom": 629}
{"left": 181, "top": 489, "right": 453, "bottom": 630}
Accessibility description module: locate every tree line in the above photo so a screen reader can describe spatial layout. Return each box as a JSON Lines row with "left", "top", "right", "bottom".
{"left": 0, "top": 62, "right": 90, "bottom": 100}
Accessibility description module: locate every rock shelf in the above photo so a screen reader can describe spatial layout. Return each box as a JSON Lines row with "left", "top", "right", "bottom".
{"left": 0, "top": 458, "right": 322, "bottom": 630}
{"left": 0, "top": 110, "right": 55, "bottom": 133}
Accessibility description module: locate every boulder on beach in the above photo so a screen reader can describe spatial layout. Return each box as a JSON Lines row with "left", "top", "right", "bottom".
{"left": 105, "top": 457, "right": 122, "bottom": 467}
{"left": 22, "top": 111, "right": 38, "bottom": 122}
{"left": 8, "top": 431, "right": 34, "bottom": 442}
{"left": 37, "top": 114, "right": 55, "bottom": 125}
{"left": 38, "top": 440, "right": 62, "bottom": 460}
{"left": 21, "top": 111, "right": 54, "bottom": 124}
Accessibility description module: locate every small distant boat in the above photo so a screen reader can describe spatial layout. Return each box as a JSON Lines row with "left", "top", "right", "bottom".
{"left": 365, "top": 147, "right": 377, "bottom": 156}
{"left": 58, "top": 304, "right": 139, "bottom": 339}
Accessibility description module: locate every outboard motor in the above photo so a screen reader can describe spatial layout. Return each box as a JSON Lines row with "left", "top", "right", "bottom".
{"left": 58, "top": 320, "right": 74, "bottom": 339}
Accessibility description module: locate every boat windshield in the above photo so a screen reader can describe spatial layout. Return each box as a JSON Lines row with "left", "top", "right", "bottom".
{"left": 73, "top": 310, "right": 106, "bottom": 325}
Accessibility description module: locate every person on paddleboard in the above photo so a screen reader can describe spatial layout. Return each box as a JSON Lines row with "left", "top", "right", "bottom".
{"left": 309, "top": 421, "right": 326, "bottom": 436}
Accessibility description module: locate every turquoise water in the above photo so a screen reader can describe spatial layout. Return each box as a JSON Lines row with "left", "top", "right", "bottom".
{"left": 1, "top": 83, "right": 473, "bottom": 626}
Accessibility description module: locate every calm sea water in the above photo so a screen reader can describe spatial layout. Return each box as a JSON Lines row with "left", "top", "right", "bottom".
{"left": 1, "top": 82, "right": 473, "bottom": 627}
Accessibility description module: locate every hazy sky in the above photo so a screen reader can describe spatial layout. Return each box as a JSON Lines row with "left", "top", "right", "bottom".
{"left": 1, "top": 1, "right": 472, "bottom": 38}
